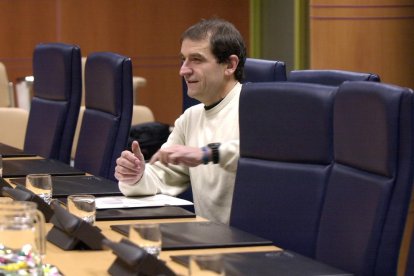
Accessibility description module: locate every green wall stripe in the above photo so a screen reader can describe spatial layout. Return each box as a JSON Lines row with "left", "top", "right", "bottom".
{"left": 294, "top": 0, "right": 309, "bottom": 69}
{"left": 250, "top": 0, "right": 262, "bottom": 58}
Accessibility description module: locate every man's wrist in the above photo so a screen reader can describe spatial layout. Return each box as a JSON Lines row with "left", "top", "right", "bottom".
{"left": 201, "top": 146, "right": 210, "bottom": 164}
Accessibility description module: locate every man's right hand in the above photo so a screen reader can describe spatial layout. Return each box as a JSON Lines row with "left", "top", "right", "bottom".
{"left": 114, "top": 140, "right": 145, "bottom": 185}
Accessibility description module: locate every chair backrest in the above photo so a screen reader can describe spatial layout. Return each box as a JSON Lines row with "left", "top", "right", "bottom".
{"left": 131, "top": 105, "right": 155, "bottom": 125}
{"left": 287, "top": 69, "right": 380, "bottom": 86}
{"left": 243, "top": 57, "right": 287, "bottom": 83}
{"left": 74, "top": 52, "right": 133, "bottom": 181}
{"left": 315, "top": 81, "right": 414, "bottom": 276}
{"left": 0, "top": 62, "right": 12, "bottom": 107}
{"left": 24, "top": 43, "right": 82, "bottom": 163}
{"left": 231, "top": 81, "right": 336, "bottom": 257}
{"left": 182, "top": 58, "right": 287, "bottom": 111}
{"left": 0, "top": 107, "right": 29, "bottom": 149}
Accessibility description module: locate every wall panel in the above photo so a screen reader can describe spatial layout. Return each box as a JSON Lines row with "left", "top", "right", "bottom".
{"left": 310, "top": 0, "right": 414, "bottom": 89}
{"left": 0, "top": 0, "right": 249, "bottom": 124}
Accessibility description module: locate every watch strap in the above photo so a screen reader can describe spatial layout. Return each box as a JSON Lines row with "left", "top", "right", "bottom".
{"left": 208, "top": 143, "right": 220, "bottom": 164}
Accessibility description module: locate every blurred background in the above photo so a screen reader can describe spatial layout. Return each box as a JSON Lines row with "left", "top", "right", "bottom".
{"left": 0, "top": 0, "right": 413, "bottom": 125}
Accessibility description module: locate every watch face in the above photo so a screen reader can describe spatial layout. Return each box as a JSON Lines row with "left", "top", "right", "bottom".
{"left": 208, "top": 143, "right": 221, "bottom": 149}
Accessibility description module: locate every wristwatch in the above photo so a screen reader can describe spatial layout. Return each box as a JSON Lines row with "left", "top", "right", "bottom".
{"left": 207, "top": 143, "right": 221, "bottom": 164}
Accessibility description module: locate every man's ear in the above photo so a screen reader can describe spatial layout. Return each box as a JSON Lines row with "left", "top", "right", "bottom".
{"left": 225, "top": 55, "right": 239, "bottom": 76}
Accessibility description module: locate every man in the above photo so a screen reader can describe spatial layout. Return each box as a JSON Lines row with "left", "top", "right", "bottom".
{"left": 115, "top": 18, "right": 246, "bottom": 225}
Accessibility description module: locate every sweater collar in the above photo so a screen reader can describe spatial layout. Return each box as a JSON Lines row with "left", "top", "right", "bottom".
{"left": 204, "top": 82, "right": 242, "bottom": 112}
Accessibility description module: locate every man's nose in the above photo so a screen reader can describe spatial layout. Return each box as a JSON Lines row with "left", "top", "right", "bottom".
{"left": 179, "top": 61, "right": 192, "bottom": 76}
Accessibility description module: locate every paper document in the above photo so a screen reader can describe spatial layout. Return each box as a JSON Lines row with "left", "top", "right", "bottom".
{"left": 95, "top": 194, "right": 193, "bottom": 209}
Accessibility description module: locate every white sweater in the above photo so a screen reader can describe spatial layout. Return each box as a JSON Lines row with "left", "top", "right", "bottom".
{"left": 119, "top": 82, "right": 242, "bottom": 224}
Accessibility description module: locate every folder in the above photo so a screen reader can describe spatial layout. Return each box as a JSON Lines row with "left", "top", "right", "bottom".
{"left": 0, "top": 143, "right": 36, "bottom": 158}
{"left": 2, "top": 158, "right": 85, "bottom": 178}
{"left": 170, "top": 251, "right": 353, "bottom": 276}
{"left": 111, "top": 221, "right": 273, "bottom": 250}
{"left": 10, "top": 175, "right": 121, "bottom": 198}
{"left": 97, "top": 206, "right": 195, "bottom": 221}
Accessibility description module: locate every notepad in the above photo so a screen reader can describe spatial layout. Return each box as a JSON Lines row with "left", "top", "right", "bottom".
{"left": 111, "top": 221, "right": 273, "bottom": 250}
{"left": 95, "top": 194, "right": 193, "bottom": 209}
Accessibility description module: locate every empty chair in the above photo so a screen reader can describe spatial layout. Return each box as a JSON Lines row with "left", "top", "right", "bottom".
{"left": 243, "top": 57, "right": 287, "bottom": 83}
{"left": 0, "top": 107, "right": 29, "bottom": 149}
{"left": 73, "top": 52, "right": 133, "bottom": 181}
{"left": 182, "top": 57, "right": 287, "bottom": 111}
{"left": 24, "top": 43, "right": 82, "bottom": 163}
{"left": 0, "top": 62, "right": 14, "bottom": 107}
{"left": 131, "top": 105, "right": 155, "bottom": 125}
{"left": 315, "top": 81, "right": 414, "bottom": 276}
{"left": 287, "top": 69, "right": 380, "bottom": 86}
{"left": 231, "top": 82, "right": 337, "bottom": 257}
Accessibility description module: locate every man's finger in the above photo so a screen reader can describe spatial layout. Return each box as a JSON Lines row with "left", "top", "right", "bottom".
{"left": 149, "top": 151, "right": 160, "bottom": 164}
{"left": 131, "top": 140, "right": 144, "bottom": 161}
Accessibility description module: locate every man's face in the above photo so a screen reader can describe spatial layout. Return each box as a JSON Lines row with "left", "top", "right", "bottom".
{"left": 180, "top": 37, "right": 228, "bottom": 105}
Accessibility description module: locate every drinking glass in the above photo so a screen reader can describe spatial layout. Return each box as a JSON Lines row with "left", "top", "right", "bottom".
{"left": 67, "top": 194, "right": 96, "bottom": 224}
{"left": 129, "top": 223, "right": 162, "bottom": 258}
{"left": 189, "top": 254, "right": 225, "bottom": 276}
{"left": 25, "top": 174, "right": 53, "bottom": 204}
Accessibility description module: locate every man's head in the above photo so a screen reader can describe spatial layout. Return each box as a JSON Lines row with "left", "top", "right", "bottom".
{"left": 180, "top": 18, "right": 246, "bottom": 82}
{"left": 180, "top": 18, "right": 246, "bottom": 105}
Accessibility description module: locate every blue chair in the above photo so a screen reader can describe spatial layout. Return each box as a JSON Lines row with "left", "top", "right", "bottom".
{"left": 73, "top": 52, "right": 133, "bottom": 181}
{"left": 182, "top": 57, "right": 286, "bottom": 111}
{"left": 24, "top": 43, "right": 82, "bottom": 163}
{"left": 287, "top": 69, "right": 380, "bottom": 86}
{"left": 315, "top": 81, "right": 414, "bottom": 276}
{"left": 243, "top": 57, "right": 287, "bottom": 83}
{"left": 231, "top": 82, "right": 336, "bottom": 257}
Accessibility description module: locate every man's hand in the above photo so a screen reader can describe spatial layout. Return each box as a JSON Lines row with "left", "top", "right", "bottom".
{"left": 114, "top": 140, "right": 146, "bottom": 185}
{"left": 149, "top": 145, "right": 205, "bottom": 167}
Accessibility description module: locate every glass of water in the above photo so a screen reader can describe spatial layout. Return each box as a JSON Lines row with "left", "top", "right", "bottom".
{"left": 25, "top": 174, "right": 53, "bottom": 204}
{"left": 129, "top": 223, "right": 162, "bottom": 258}
{"left": 67, "top": 194, "right": 96, "bottom": 224}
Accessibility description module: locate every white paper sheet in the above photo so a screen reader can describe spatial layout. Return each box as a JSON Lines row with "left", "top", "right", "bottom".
{"left": 95, "top": 194, "right": 193, "bottom": 209}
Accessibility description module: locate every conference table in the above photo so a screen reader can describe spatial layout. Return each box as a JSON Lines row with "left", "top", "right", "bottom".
{"left": 0, "top": 142, "right": 280, "bottom": 275}
{"left": 43, "top": 219, "right": 279, "bottom": 275}
{"left": 1, "top": 143, "right": 357, "bottom": 276}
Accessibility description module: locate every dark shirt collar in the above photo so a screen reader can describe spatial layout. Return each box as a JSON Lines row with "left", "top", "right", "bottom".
{"left": 204, "top": 98, "right": 224, "bottom": 110}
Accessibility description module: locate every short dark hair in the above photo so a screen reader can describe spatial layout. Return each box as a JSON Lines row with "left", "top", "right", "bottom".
{"left": 181, "top": 18, "right": 247, "bottom": 82}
